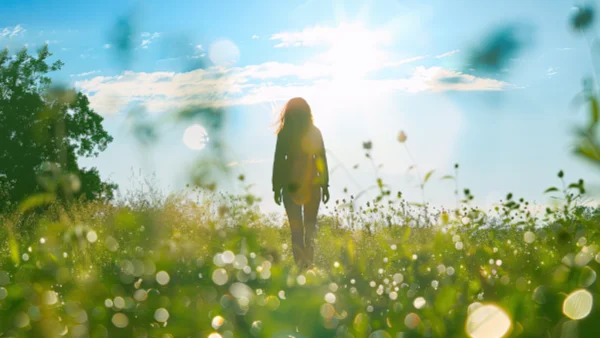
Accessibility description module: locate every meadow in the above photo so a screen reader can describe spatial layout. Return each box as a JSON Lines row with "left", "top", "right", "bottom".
{"left": 3, "top": 3, "right": 600, "bottom": 338}
{"left": 1, "top": 167, "right": 600, "bottom": 338}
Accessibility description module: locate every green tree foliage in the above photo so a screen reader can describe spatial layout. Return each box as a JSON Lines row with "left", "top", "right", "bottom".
{"left": 0, "top": 45, "right": 116, "bottom": 211}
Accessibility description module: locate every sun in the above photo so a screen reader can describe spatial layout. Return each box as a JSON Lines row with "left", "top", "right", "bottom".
{"left": 262, "top": 19, "right": 396, "bottom": 130}
{"left": 320, "top": 22, "right": 391, "bottom": 81}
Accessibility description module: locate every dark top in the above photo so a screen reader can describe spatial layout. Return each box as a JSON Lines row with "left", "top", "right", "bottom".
{"left": 272, "top": 125, "right": 329, "bottom": 202}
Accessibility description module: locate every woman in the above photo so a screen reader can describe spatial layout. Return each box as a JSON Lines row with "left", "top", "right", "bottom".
{"left": 272, "top": 97, "right": 330, "bottom": 269}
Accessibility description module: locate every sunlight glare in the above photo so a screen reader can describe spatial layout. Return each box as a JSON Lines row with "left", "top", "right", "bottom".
{"left": 563, "top": 289, "right": 593, "bottom": 320}
{"left": 321, "top": 23, "right": 390, "bottom": 80}
{"left": 466, "top": 304, "right": 512, "bottom": 338}
{"left": 183, "top": 124, "right": 209, "bottom": 150}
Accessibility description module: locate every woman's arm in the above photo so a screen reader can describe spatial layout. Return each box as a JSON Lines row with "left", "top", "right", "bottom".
{"left": 272, "top": 133, "right": 285, "bottom": 193}
{"left": 316, "top": 128, "right": 329, "bottom": 189}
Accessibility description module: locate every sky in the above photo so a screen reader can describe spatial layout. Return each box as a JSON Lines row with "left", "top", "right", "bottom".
{"left": 1, "top": 0, "right": 599, "bottom": 213}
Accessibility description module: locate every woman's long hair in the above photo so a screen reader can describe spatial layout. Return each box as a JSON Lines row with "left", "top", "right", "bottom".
{"left": 276, "top": 98, "right": 314, "bottom": 149}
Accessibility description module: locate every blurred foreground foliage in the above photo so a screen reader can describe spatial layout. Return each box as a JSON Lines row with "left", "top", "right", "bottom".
{"left": 4, "top": 4, "right": 600, "bottom": 338}
{"left": 1, "top": 168, "right": 600, "bottom": 338}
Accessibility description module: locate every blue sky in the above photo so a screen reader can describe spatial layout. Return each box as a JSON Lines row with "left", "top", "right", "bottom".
{"left": 1, "top": 0, "right": 598, "bottom": 212}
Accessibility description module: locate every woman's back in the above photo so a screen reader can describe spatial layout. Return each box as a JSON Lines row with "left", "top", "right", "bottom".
{"left": 273, "top": 125, "right": 328, "bottom": 205}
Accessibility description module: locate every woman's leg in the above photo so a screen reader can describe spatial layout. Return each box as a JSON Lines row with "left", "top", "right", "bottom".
{"left": 303, "top": 186, "right": 321, "bottom": 266}
{"left": 283, "top": 190, "right": 304, "bottom": 266}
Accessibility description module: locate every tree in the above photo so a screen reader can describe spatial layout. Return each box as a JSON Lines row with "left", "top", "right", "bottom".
{"left": 0, "top": 45, "right": 116, "bottom": 211}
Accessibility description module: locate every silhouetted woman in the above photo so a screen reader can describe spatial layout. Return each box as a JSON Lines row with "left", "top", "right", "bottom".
{"left": 272, "top": 97, "right": 330, "bottom": 269}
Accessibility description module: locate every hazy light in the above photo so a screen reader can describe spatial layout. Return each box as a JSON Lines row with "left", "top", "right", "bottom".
{"left": 369, "top": 330, "right": 392, "bottom": 338}
{"left": 468, "top": 302, "right": 483, "bottom": 314}
{"left": 183, "top": 124, "right": 209, "bottom": 150}
{"left": 43, "top": 291, "right": 58, "bottom": 305}
{"left": 297, "top": 275, "right": 306, "bottom": 285}
{"left": 154, "top": 308, "right": 169, "bottom": 322}
{"left": 563, "top": 289, "right": 593, "bottom": 320}
{"left": 320, "top": 303, "right": 335, "bottom": 319}
{"left": 212, "top": 316, "right": 225, "bottom": 330}
{"left": 134, "top": 289, "right": 148, "bottom": 302}
{"left": 466, "top": 304, "right": 511, "bottom": 338}
{"left": 413, "top": 297, "right": 426, "bottom": 309}
{"left": 323, "top": 23, "right": 390, "bottom": 80}
{"left": 156, "top": 271, "right": 170, "bottom": 285}
{"left": 524, "top": 231, "right": 535, "bottom": 244}
{"left": 212, "top": 268, "right": 228, "bottom": 286}
{"left": 230, "top": 282, "right": 253, "bottom": 302}
{"left": 112, "top": 313, "right": 129, "bottom": 328}
{"left": 222, "top": 251, "right": 235, "bottom": 264}
{"left": 113, "top": 297, "right": 125, "bottom": 309}
{"left": 324, "top": 292, "right": 336, "bottom": 304}
{"left": 404, "top": 313, "right": 420, "bottom": 329}
{"left": 266, "top": 295, "right": 281, "bottom": 310}
{"left": 533, "top": 287, "right": 546, "bottom": 305}
{"left": 86, "top": 230, "right": 98, "bottom": 243}
{"left": 209, "top": 39, "right": 240, "bottom": 66}
{"left": 14, "top": 312, "right": 30, "bottom": 328}
{"left": 580, "top": 267, "right": 597, "bottom": 287}
{"left": 251, "top": 321, "right": 262, "bottom": 335}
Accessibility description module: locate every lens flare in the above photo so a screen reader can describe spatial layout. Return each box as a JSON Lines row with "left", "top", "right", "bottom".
{"left": 183, "top": 124, "right": 209, "bottom": 150}
{"left": 563, "top": 289, "right": 593, "bottom": 320}
{"left": 466, "top": 304, "right": 511, "bottom": 338}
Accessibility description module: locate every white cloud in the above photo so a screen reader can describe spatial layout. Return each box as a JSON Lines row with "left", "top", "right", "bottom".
{"left": 157, "top": 57, "right": 182, "bottom": 63}
{"left": 270, "top": 23, "right": 391, "bottom": 48}
{"left": 384, "top": 55, "right": 429, "bottom": 68}
{"left": 235, "top": 61, "right": 334, "bottom": 79}
{"left": 270, "top": 23, "right": 397, "bottom": 80}
{"left": 1, "top": 24, "right": 26, "bottom": 39}
{"left": 187, "top": 44, "right": 205, "bottom": 59}
{"left": 140, "top": 32, "right": 161, "bottom": 49}
{"left": 75, "top": 63, "right": 510, "bottom": 116}
{"left": 44, "top": 39, "right": 60, "bottom": 45}
{"left": 547, "top": 67, "right": 558, "bottom": 78}
{"left": 252, "top": 35, "right": 260, "bottom": 40}
{"left": 11, "top": 25, "right": 26, "bottom": 38}
{"left": 70, "top": 70, "right": 101, "bottom": 78}
{"left": 435, "top": 49, "right": 460, "bottom": 59}
{"left": 384, "top": 66, "right": 510, "bottom": 92}
{"left": 104, "top": 44, "right": 111, "bottom": 49}
{"left": 74, "top": 24, "right": 511, "bottom": 116}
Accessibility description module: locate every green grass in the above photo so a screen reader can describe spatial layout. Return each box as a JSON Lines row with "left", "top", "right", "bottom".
{"left": 3, "top": 5, "right": 600, "bottom": 337}
{"left": 1, "top": 175, "right": 600, "bottom": 338}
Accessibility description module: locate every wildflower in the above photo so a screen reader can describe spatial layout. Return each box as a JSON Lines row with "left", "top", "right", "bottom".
{"left": 397, "top": 131, "right": 407, "bottom": 143}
